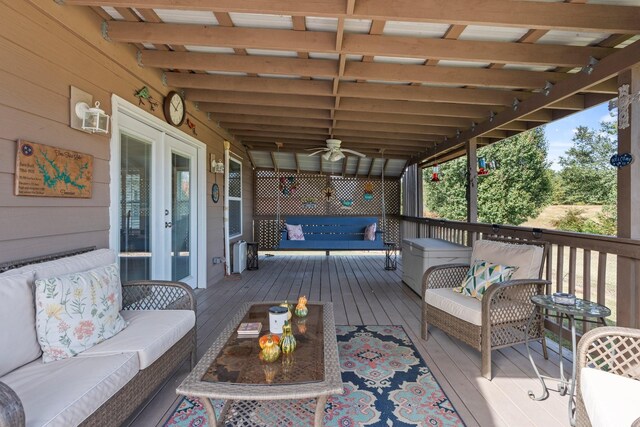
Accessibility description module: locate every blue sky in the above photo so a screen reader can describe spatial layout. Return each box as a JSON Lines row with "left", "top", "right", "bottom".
{"left": 543, "top": 101, "right": 615, "bottom": 170}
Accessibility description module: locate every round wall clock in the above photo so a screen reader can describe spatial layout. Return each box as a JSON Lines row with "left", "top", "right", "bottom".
{"left": 211, "top": 183, "right": 220, "bottom": 203}
{"left": 163, "top": 91, "right": 186, "bottom": 127}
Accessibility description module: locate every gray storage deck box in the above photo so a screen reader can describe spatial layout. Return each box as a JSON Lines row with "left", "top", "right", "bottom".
{"left": 401, "top": 238, "right": 472, "bottom": 295}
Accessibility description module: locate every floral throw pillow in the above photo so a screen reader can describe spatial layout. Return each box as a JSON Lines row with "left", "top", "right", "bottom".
{"left": 364, "top": 223, "right": 376, "bottom": 241}
{"left": 453, "top": 260, "right": 518, "bottom": 301}
{"left": 34, "top": 263, "right": 127, "bottom": 363}
{"left": 285, "top": 224, "right": 305, "bottom": 241}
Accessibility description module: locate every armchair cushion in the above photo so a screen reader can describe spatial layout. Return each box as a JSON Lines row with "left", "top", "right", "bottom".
{"left": 581, "top": 367, "right": 640, "bottom": 427}
{"left": 454, "top": 259, "right": 517, "bottom": 300}
{"left": 472, "top": 240, "right": 543, "bottom": 280}
{"left": 425, "top": 288, "right": 482, "bottom": 325}
{"left": 80, "top": 309, "right": 195, "bottom": 369}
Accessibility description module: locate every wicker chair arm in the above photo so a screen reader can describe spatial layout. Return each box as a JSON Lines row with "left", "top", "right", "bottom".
{"left": 482, "top": 279, "right": 551, "bottom": 326}
{"left": 0, "top": 381, "right": 24, "bottom": 427}
{"left": 122, "top": 280, "right": 196, "bottom": 312}
{"left": 577, "top": 326, "right": 640, "bottom": 380}
{"left": 421, "top": 264, "right": 470, "bottom": 298}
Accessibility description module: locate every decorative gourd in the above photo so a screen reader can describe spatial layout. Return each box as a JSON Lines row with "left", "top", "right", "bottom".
{"left": 295, "top": 295, "right": 308, "bottom": 317}
{"left": 280, "top": 321, "right": 297, "bottom": 354}
{"left": 260, "top": 336, "right": 280, "bottom": 362}
{"left": 259, "top": 333, "right": 280, "bottom": 349}
{"left": 280, "top": 301, "right": 293, "bottom": 320}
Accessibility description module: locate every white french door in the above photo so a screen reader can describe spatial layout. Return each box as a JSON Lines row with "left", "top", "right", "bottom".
{"left": 111, "top": 99, "right": 205, "bottom": 288}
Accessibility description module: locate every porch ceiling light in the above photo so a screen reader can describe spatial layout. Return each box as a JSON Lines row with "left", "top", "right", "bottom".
{"left": 75, "top": 101, "right": 110, "bottom": 134}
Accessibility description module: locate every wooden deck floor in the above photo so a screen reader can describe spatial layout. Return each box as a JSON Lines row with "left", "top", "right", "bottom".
{"left": 129, "top": 253, "right": 572, "bottom": 427}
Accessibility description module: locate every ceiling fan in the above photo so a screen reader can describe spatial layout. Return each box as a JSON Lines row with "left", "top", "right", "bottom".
{"left": 306, "top": 139, "right": 366, "bottom": 161}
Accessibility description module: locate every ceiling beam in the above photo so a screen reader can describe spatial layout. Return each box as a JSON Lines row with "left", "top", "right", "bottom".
{"left": 232, "top": 130, "right": 328, "bottom": 141}
{"left": 66, "top": 0, "right": 640, "bottom": 33}
{"left": 188, "top": 91, "right": 335, "bottom": 109}
{"left": 342, "top": 33, "right": 612, "bottom": 67}
{"left": 165, "top": 72, "right": 333, "bottom": 96}
{"left": 338, "top": 98, "right": 493, "bottom": 118}
{"left": 107, "top": 21, "right": 613, "bottom": 68}
{"left": 225, "top": 124, "right": 330, "bottom": 135}
{"left": 199, "top": 103, "right": 332, "bottom": 120}
{"left": 334, "top": 120, "right": 456, "bottom": 136}
{"left": 334, "top": 110, "right": 474, "bottom": 127}
{"left": 216, "top": 114, "right": 332, "bottom": 129}
{"left": 339, "top": 81, "right": 528, "bottom": 106}
{"left": 344, "top": 62, "right": 567, "bottom": 89}
{"left": 140, "top": 50, "right": 337, "bottom": 77}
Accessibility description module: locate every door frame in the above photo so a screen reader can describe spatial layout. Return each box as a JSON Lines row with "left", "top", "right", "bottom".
{"left": 109, "top": 95, "right": 207, "bottom": 289}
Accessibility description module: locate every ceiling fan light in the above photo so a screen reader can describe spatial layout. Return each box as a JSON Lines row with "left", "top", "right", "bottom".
{"left": 329, "top": 151, "right": 345, "bottom": 161}
{"left": 322, "top": 151, "right": 332, "bottom": 161}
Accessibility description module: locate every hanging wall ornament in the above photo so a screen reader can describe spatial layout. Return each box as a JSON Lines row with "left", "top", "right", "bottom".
{"left": 610, "top": 153, "right": 633, "bottom": 168}
{"left": 478, "top": 157, "right": 490, "bottom": 176}
{"left": 431, "top": 164, "right": 440, "bottom": 182}
{"left": 323, "top": 186, "right": 334, "bottom": 201}
{"left": 279, "top": 176, "right": 298, "bottom": 196}
{"left": 363, "top": 182, "right": 374, "bottom": 201}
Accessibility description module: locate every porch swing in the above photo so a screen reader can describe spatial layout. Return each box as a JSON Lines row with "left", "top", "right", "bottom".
{"left": 277, "top": 145, "right": 387, "bottom": 254}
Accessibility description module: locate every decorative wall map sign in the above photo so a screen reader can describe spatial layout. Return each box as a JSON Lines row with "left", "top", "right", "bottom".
{"left": 15, "top": 140, "right": 93, "bottom": 198}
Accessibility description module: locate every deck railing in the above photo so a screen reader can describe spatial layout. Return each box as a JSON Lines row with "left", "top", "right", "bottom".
{"left": 400, "top": 216, "right": 640, "bottom": 335}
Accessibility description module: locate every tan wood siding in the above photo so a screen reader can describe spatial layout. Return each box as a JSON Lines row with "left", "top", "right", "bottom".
{"left": 0, "top": 1, "right": 253, "bottom": 287}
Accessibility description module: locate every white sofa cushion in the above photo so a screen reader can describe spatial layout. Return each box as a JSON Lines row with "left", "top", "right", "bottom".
{"left": 0, "top": 271, "right": 41, "bottom": 377}
{"left": 581, "top": 367, "right": 640, "bottom": 427}
{"left": 0, "top": 352, "right": 139, "bottom": 427}
{"left": 80, "top": 309, "right": 195, "bottom": 369}
{"left": 472, "top": 240, "right": 543, "bottom": 280}
{"left": 425, "top": 288, "right": 482, "bottom": 326}
{"left": 34, "top": 264, "right": 128, "bottom": 363}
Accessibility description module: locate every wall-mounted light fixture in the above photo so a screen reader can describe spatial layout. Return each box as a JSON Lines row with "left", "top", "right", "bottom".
{"left": 75, "top": 101, "right": 110, "bottom": 134}
{"left": 210, "top": 154, "right": 224, "bottom": 174}
{"left": 69, "top": 86, "right": 110, "bottom": 134}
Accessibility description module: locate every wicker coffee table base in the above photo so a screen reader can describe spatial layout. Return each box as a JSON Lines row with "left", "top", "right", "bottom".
{"left": 199, "top": 394, "right": 329, "bottom": 427}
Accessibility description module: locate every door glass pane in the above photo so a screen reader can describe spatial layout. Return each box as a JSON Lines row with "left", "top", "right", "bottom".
{"left": 120, "top": 133, "right": 152, "bottom": 282}
{"left": 172, "top": 152, "right": 191, "bottom": 281}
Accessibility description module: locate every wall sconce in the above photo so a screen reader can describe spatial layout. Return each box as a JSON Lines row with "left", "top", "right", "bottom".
{"left": 75, "top": 101, "right": 110, "bottom": 134}
{"left": 69, "top": 86, "right": 110, "bottom": 134}
{"left": 210, "top": 154, "right": 224, "bottom": 174}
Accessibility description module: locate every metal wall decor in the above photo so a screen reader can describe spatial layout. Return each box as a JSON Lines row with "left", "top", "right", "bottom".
{"left": 211, "top": 183, "right": 220, "bottom": 203}
{"left": 609, "top": 84, "right": 640, "bottom": 130}
{"left": 610, "top": 153, "right": 633, "bottom": 168}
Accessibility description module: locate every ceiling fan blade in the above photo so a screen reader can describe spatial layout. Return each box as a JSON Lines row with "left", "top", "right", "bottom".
{"left": 342, "top": 149, "right": 367, "bottom": 157}
{"left": 307, "top": 149, "right": 327, "bottom": 156}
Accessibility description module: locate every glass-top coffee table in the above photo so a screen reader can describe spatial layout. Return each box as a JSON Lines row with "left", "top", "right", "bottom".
{"left": 176, "top": 301, "right": 343, "bottom": 427}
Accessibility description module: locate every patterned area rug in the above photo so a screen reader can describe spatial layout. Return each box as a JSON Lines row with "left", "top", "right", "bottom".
{"left": 165, "top": 325, "right": 465, "bottom": 426}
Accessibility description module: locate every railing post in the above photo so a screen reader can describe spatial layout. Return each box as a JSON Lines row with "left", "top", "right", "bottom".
{"left": 466, "top": 138, "right": 478, "bottom": 246}
{"left": 617, "top": 64, "right": 640, "bottom": 328}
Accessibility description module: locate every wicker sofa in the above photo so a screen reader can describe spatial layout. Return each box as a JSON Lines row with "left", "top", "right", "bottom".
{"left": 421, "top": 238, "right": 550, "bottom": 380}
{"left": 576, "top": 326, "right": 640, "bottom": 427}
{"left": 0, "top": 248, "right": 196, "bottom": 427}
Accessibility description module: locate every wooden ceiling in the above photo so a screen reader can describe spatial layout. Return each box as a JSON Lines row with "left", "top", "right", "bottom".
{"left": 64, "top": 0, "right": 640, "bottom": 176}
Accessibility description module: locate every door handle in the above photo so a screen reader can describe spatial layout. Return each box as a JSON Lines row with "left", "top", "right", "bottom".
{"left": 165, "top": 222, "right": 172, "bottom": 228}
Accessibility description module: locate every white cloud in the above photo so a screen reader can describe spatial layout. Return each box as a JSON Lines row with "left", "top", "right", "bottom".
{"left": 600, "top": 113, "right": 616, "bottom": 123}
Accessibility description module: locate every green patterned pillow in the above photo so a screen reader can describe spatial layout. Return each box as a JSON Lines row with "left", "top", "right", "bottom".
{"left": 454, "top": 260, "right": 518, "bottom": 300}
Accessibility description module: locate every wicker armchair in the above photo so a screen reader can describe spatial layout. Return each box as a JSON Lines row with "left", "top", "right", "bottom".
{"left": 576, "top": 327, "right": 640, "bottom": 427}
{"left": 421, "top": 238, "right": 550, "bottom": 380}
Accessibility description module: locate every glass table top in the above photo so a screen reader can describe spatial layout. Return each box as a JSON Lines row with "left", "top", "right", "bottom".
{"left": 531, "top": 294, "right": 611, "bottom": 318}
{"left": 201, "top": 303, "right": 325, "bottom": 385}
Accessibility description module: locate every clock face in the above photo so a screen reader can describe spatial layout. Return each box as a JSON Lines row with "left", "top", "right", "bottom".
{"left": 164, "top": 91, "right": 186, "bottom": 127}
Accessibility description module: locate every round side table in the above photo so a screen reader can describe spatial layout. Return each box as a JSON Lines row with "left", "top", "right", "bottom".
{"left": 525, "top": 295, "right": 610, "bottom": 426}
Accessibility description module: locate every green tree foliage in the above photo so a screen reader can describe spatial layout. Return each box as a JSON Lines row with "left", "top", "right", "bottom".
{"left": 424, "top": 127, "right": 552, "bottom": 225}
{"left": 556, "top": 120, "right": 616, "bottom": 204}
